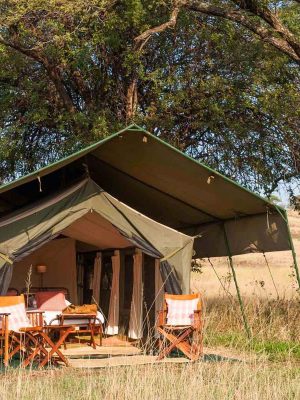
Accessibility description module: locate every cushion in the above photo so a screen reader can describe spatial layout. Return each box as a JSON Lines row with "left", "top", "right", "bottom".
{"left": 0, "top": 302, "right": 31, "bottom": 332}
{"left": 166, "top": 298, "right": 199, "bottom": 326}
{"left": 6, "top": 289, "right": 18, "bottom": 296}
{"left": 62, "top": 304, "right": 97, "bottom": 314}
{"left": 35, "top": 291, "right": 67, "bottom": 311}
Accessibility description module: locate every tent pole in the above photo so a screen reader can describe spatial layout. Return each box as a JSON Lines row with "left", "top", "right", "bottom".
{"left": 285, "top": 212, "right": 300, "bottom": 292}
{"left": 274, "top": 206, "right": 300, "bottom": 293}
{"left": 222, "top": 224, "right": 252, "bottom": 340}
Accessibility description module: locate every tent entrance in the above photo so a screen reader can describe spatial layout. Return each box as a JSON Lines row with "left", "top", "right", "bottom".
{"left": 77, "top": 246, "right": 157, "bottom": 339}
{"left": 76, "top": 251, "right": 97, "bottom": 305}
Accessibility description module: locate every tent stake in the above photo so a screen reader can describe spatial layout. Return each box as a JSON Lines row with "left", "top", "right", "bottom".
{"left": 222, "top": 224, "right": 252, "bottom": 340}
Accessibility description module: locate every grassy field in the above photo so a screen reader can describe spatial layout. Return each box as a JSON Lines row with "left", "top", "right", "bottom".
{"left": 0, "top": 361, "right": 299, "bottom": 400}
{"left": 0, "top": 296, "right": 299, "bottom": 400}
{"left": 1, "top": 211, "right": 299, "bottom": 399}
{"left": 204, "top": 297, "right": 300, "bottom": 362}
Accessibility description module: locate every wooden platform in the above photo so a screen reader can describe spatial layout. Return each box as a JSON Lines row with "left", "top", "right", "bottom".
{"left": 67, "top": 354, "right": 189, "bottom": 368}
{"left": 62, "top": 345, "right": 141, "bottom": 358}
{"left": 60, "top": 338, "right": 189, "bottom": 368}
{"left": 59, "top": 339, "right": 243, "bottom": 369}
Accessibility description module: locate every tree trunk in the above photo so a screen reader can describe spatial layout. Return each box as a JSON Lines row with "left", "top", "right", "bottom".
{"left": 126, "top": 78, "right": 138, "bottom": 122}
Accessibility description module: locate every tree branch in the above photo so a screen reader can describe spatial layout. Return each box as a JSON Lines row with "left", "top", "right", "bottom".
{"left": 134, "top": 7, "right": 180, "bottom": 51}
{"left": 232, "top": 1, "right": 300, "bottom": 57}
{"left": 0, "top": 34, "right": 76, "bottom": 113}
{"left": 184, "top": 1, "right": 300, "bottom": 64}
{"left": 127, "top": 6, "right": 181, "bottom": 120}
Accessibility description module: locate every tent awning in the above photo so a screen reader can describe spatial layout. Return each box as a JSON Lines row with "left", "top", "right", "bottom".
{"left": 0, "top": 124, "right": 290, "bottom": 257}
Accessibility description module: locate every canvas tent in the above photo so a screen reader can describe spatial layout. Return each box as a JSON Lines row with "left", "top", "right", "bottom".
{"left": 0, "top": 124, "right": 298, "bottom": 308}
{"left": 0, "top": 125, "right": 295, "bottom": 256}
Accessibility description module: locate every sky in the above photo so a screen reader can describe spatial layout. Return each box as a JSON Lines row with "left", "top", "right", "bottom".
{"left": 275, "top": 179, "right": 300, "bottom": 208}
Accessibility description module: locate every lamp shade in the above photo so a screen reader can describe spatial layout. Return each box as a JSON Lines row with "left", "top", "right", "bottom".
{"left": 36, "top": 264, "right": 47, "bottom": 274}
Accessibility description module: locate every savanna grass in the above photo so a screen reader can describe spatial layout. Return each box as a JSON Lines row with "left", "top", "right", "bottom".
{"left": 0, "top": 361, "right": 299, "bottom": 400}
{"left": 204, "top": 296, "right": 300, "bottom": 361}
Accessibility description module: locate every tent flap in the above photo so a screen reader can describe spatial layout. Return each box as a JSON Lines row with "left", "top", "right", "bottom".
{"left": 190, "top": 212, "right": 290, "bottom": 258}
{"left": 0, "top": 179, "right": 194, "bottom": 294}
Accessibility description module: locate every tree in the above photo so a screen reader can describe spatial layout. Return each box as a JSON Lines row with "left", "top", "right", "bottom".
{"left": 0, "top": 0, "right": 299, "bottom": 198}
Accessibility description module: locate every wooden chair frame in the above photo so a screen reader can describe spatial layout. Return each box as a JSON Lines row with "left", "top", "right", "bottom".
{"left": 0, "top": 296, "right": 72, "bottom": 367}
{"left": 156, "top": 293, "right": 203, "bottom": 361}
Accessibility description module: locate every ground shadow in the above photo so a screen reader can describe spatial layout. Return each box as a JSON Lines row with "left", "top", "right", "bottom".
{"left": 202, "top": 353, "right": 242, "bottom": 363}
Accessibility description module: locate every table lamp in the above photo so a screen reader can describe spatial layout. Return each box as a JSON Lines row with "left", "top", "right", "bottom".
{"left": 36, "top": 264, "right": 47, "bottom": 287}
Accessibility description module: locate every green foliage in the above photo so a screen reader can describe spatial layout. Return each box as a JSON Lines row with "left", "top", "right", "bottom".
{"left": 0, "top": 0, "right": 299, "bottom": 196}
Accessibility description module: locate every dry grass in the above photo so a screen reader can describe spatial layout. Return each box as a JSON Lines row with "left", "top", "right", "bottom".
{"left": 1, "top": 296, "right": 299, "bottom": 400}
{"left": 205, "top": 297, "right": 300, "bottom": 341}
{"left": 203, "top": 296, "right": 300, "bottom": 362}
{"left": 0, "top": 361, "right": 299, "bottom": 400}
{"left": 1, "top": 210, "right": 299, "bottom": 399}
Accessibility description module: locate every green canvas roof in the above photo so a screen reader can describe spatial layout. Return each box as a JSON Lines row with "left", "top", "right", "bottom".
{"left": 0, "top": 124, "right": 291, "bottom": 257}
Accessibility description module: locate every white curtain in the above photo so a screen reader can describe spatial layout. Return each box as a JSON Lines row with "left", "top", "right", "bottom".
{"left": 128, "top": 251, "right": 143, "bottom": 339}
{"left": 106, "top": 250, "right": 120, "bottom": 335}
{"left": 92, "top": 252, "right": 102, "bottom": 305}
{"left": 155, "top": 258, "right": 164, "bottom": 322}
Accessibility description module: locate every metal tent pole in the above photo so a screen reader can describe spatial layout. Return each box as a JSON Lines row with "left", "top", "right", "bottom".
{"left": 222, "top": 224, "right": 252, "bottom": 340}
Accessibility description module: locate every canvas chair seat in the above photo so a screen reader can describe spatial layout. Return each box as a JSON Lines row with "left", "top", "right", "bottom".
{"left": 156, "top": 293, "right": 203, "bottom": 361}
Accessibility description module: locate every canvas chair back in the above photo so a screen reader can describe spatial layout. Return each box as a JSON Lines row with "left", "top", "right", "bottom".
{"left": 164, "top": 293, "right": 201, "bottom": 326}
{"left": 0, "top": 295, "right": 31, "bottom": 332}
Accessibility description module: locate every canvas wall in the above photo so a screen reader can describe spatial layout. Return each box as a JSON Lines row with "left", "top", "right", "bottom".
{"left": 10, "top": 238, "right": 78, "bottom": 302}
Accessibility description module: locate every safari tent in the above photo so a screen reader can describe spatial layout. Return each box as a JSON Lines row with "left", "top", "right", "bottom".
{"left": 0, "top": 124, "right": 298, "bottom": 338}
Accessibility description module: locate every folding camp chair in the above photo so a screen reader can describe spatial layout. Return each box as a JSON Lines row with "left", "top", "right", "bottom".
{"left": 0, "top": 295, "right": 72, "bottom": 367}
{"left": 156, "top": 293, "right": 203, "bottom": 361}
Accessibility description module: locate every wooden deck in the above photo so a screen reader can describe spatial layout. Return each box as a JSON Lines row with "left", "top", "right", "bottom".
{"left": 60, "top": 337, "right": 189, "bottom": 368}
{"left": 58, "top": 337, "right": 243, "bottom": 368}
{"left": 66, "top": 354, "right": 189, "bottom": 368}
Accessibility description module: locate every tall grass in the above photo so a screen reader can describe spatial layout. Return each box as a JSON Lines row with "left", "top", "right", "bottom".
{"left": 204, "top": 296, "right": 300, "bottom": 361}
{"left": 205, "top": 297, "right": 300, "bottom": 340}
{"left": 0, "top": 361, "right": 299, "bottom": 400}
{"left": 1, "top": 296, "right": 299, "bottom": 399}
